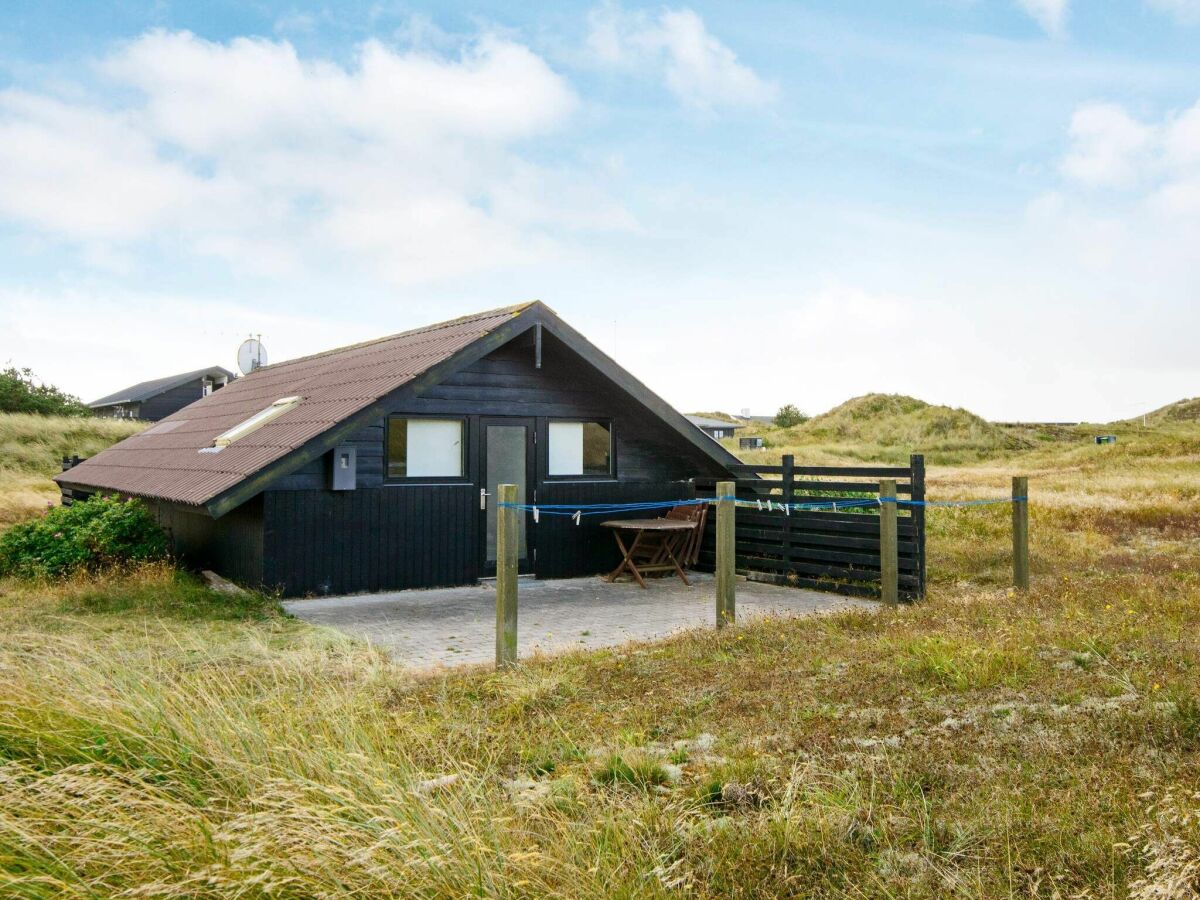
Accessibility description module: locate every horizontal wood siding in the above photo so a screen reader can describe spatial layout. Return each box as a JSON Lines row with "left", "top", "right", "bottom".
{"left": 695, "top": 455, "right": 927, "bottom": 601}
{"left": 535, "top": 481, "right": 693, "bottom": 579}
{"left": 262, "top": 485, "right": 478, "bottom": 596}
{"left": 264, "top": 329, "right": 726, "bottom": 493}
{"left": 148, "top": 498, "right": 264, "bottom": 586}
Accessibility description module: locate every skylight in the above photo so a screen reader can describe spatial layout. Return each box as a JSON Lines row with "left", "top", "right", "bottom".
{"left": 211, "top": 396, "right": 301, "bottom": 448}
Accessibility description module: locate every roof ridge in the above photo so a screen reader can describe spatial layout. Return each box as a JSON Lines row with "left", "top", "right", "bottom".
{"left": 251, "top": 301, "right": 540, "bottom": 374}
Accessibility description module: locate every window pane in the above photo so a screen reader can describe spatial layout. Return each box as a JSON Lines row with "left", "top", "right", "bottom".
{"left": 387, "top": 421, "right": 407, "bottom": 478}
{"left": 387, "top": 418, "right": 463, "bottom": 478}
{"left": 549, "top": 421, "right": 611, "bottom": 476}
{"left": 486, "top": 425, "right": 528, "bottom": 563}
{"left": 548, "top": 422, "right": 582, "bottom": 475}
{"left": 582, "top": 422, "right": 611, "bottom": 475}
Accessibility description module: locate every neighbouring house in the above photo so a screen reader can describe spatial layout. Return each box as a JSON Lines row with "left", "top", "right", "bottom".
{"left": 56, "top": 303, "right": 741, "bottom": 597}
{"left": 89, "top": 366, "right": 236, "bottom": 421}
{"left": 739, "top": 436, "right": 765, "bottom": 450}
{"left": 685, "top": 415, "right": 745, "bottom": 441}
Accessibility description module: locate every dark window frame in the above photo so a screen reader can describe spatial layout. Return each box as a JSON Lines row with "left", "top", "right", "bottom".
{"left": 384, "top": 414, "right": 470, "bottom": 485}
{"left": 544, "top": 417, "right": 616, "bottom": 482}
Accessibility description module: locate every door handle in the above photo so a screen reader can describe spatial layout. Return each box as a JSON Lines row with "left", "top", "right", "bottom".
{"left": 480, "top": 488, "right": 490, "bottom": 510}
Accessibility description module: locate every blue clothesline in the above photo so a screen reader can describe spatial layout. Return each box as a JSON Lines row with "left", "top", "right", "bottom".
{"left": 496, "top": 494, "right": 1026, "bottom": 519}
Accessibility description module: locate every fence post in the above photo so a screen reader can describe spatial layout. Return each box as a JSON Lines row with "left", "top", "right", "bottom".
{"left": 716, "top": 480, "right": 736, "bottom": 627}
{"left": 909, "top": 454, "right": 926, "bottom": 599}
{"left": 1012, "top": 476, "right": 1029, "bottom": 591}
{"left": 781, "top": 453, "right": 795, "bottom": 558}
{"left": 495, "top": 483, "right": 519, "bottom": 669}
{"left": 879, "top": 478, "right": 898, "bottom": 607}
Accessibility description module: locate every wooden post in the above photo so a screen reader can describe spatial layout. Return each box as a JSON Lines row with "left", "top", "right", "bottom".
{"left": 781, "top": 454, "right": 795, "bottom": 562}
{"left": 1012, "top": 476, "right": 1029, "bottom": 591}
{"left": 716, "top": 480, "right": 736, "bottom": 628}
{"left": 879, "top": 478, "right": 898, "bottom": 607}
{"left": 495, "top": 483, "right": 519, "bottom": 669}
{"left": 909, "top": 454, "right": 926, "bottom": 599}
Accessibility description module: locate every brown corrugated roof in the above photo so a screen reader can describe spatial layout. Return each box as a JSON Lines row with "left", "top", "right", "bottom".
{"left": 56, "top": 303, "right": 533, "bottom": 508}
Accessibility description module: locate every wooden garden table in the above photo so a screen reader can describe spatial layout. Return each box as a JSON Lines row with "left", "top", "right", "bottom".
{"left": 600, "top": 518, "right": 697, "bottom": 588}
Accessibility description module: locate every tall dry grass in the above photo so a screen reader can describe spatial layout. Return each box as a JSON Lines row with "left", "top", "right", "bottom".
{"left": 0, "top": 412, "right": 144, "bottom": 527}
{"left": 1, "top": 418, "right": 1198, "bottom": 895}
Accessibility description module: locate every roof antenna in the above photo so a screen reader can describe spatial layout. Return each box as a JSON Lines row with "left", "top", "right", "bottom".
{"left": 237, "top": 334, "right": 268, "bottom": 375}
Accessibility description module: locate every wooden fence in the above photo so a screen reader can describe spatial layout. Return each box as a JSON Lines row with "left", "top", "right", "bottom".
{"left": 694, "top": 454, "right": 927, "bottom": 601}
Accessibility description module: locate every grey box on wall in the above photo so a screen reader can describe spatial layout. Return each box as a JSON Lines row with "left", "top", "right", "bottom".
{"left": 329, "top": 445, "right": 357, "bottom": 490}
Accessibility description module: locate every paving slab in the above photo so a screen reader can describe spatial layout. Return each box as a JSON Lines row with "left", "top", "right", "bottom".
{"left": 284, "top": 574, "right": 877, "bottom": 670}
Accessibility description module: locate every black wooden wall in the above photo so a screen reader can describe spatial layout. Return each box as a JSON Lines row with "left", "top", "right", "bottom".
{"left": 149, "top": 497, "right": 264, "bottom": 585}
{"left": 261, "top": 486, "right": 477, "bottom": 596}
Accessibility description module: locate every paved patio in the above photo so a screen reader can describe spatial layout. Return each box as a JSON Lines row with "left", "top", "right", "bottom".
{"left": 283, "top": 573, "right": 876, "bottom": 669}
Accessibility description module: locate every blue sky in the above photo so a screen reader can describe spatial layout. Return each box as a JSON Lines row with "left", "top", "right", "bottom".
{"left": 2, "top": 1, "right": 1198, "bottom": 421}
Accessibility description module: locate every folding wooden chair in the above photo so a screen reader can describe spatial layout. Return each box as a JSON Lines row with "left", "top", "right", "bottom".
{"left": 663, "top": 502, "right": 708, "bottom": 568}
{"left": 634, "top": 502, "right": 707, "bottom": 579}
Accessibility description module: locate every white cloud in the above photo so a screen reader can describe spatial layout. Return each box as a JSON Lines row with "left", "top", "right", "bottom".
{"left": 1060, "top": 102, "right": 1154, "bottom": 187}
{"left": 586, "top": 4, "right": 777, "bottom": 111}
{"left": 1030, "top": 97, "right": 1200, "bottom": 306}
{"left": 0, "top": 91, "right": 203, "bottom": 240}
{"left": 1060, "top": 99, "right": 1200, "bottom": 199}
{"left": 0, "top": 30, "right": 632, "bottom": 285}
{"left": 1145, "top": 0, "right": 1200, "bottom": 24}
{"left": 1163, "top": 101, "right": 1200, "bottom": 169}
{"left": 1016, "top": 0, "right": 1069, "bottom": 36}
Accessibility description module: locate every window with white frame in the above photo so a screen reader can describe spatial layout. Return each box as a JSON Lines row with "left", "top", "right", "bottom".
{"left": 548, "top": 420, "right": 612, "bottom": 477}
{"left": 387, "top": 417, "right": 465, "bottom": 479}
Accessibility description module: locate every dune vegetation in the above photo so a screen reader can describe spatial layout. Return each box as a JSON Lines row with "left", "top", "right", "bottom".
{"left": 1, "top": 406, "right": 1199, "bottom": 896}
{"left": 1140, "top": 397, "right": 1200, "bottom": 425}
{"left": 726, "top": 394, "right": 1028, "bottom": 466}
{"left": 0, "top": 412, "right": 144, "bottom": 527}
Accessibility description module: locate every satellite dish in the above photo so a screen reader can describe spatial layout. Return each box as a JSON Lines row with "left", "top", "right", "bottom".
{"left": 237, "top": 336, "right": 268, "bottom": 375}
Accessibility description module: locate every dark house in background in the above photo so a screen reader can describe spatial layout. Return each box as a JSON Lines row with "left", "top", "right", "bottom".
{"left": 57, "top": 303, "right": 741, "bottom": 597}
{"left": 89, "top": 366, "right": 236, "bottom": 421}
{"left": 685, "top": 415, "right": 744, "bottom": 441}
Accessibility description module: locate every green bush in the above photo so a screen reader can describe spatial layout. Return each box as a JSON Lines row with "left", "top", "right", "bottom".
{"left": 0, "top": 366, "right": 89, "bottom": 417}
{"left": 774, "top": 403, "right": 809, "bottom": 428}
{"left": 0, "top": 495, "right": 168, "bottom": 579}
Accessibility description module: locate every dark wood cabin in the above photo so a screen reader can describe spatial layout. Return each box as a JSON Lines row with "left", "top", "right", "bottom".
{"left": 89, "top": 366, "right": 236, "bottom": 421}
{"left": 57, "top": 303, "right": 741, "bottom": 597}
{"left": 685, "top": 415, "right": 744, "bottom": 440}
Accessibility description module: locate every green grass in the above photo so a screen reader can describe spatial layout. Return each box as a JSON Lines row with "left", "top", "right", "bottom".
{"left": 1, "top": 413, "right": 1199, "bottom": 896}
{"left": 50, "top": 563, "right": 281, "bottom": 620}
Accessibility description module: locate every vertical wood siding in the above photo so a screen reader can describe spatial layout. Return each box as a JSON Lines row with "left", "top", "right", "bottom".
{"left": 149, "top": 497, "right": 264, "bottom": 585}
{"left": 262, "top": 486, "right": 478, "bottom": 596}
